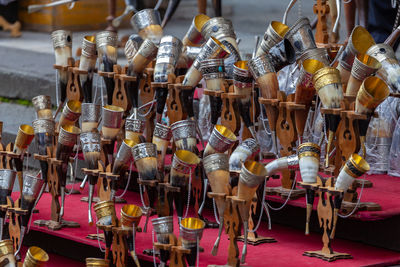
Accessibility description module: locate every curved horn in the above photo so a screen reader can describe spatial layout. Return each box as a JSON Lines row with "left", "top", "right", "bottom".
{"left": 161, "top": 0, "right": 181, "bottom": 28}
{"left": 283, "top": 0, "right": 297, "bottom": 25}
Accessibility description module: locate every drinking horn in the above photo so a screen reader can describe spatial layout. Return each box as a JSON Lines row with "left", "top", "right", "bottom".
{"left": 0, "top": 170, "right": 16, "bottom": 240}
{"left": 79, "top": 35, "right": 97, "bottom": 103}
{"left": 96, "top": 31, "right": 118, "bottom": 105}
{"left": 256, "top": 21, "right": 290, "bottom": 56}
{"left": 131, "top": 9, "right": 163, "bottom": 44}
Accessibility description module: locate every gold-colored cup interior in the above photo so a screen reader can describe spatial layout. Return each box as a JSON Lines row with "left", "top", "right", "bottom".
{"left": 123, "top": 139, "right": 137, "bottom": 148}
{"left": 362, "top": 76, "right": 390, "bottom": 102}
{"left": 234, "top": 60, "right": 248, "bottom": 70}
{"left": 175, "top": 150, "right": 200, "bottom": 165}
{"left": 180, "top": 217, "right": 205, "bottom": 230}
{"left": 244, "top": 160, "right": 267, "bottom": 176}
{"left": 357, "top": 54, "right": 381, "bottom": 68}
{"left": 27, "top": 246, "right": 49, "bottom": 263}
{"left": 352, "top": 26, "right": 375, "bottom": 54}
{"left": 85, "top": 35, "right": 96, "bottom": 43}
{"left": 62, "top": 124, "right": 81, "bottom": 134}
{"left": 67, "top": 100, "right": 82, "bottom": 113}
{"left": 271, "top": 21, "right": 289, "bottom": 37}
{"left": 103, "top": 105, "right": 124, "bottom": 113}
{"left": 20, "top": 124, "right": 34, "bottom": 136}
{"left": 303, "top": 59, "right": 325, "bottom": 74}
{"left": 194, "top": 14, "right": 210, "bottom": 31}
{"left": 86, "top": 258, "right": 109, "bottom": 267}
{"left": 210, "top": 36, "right": 230, "bottom": 56}
{"left": 349, "top": 153, "right": 370, "bottom": 173}
{"left": 122, "top": 204, "right": 142, "bottom": 218}
{"left": 215, "top": 124, "right": 237, "bottom": 141}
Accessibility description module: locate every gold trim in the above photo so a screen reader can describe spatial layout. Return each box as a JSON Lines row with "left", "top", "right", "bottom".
{"left": 313, "top": 67, "right": 341, "bottom": 91}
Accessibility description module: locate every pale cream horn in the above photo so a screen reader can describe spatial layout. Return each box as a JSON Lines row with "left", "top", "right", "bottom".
{"left": 298, "top": 142, "right": 321, "bottom": 235}
{"left": 32, "top": 95, "right": 52, "bottom": 119}
{"left": 154, "top": 35, "right": 183, "bottom": 83}
{"left": 152, "top": 123, "right": 172, "bottom": 179}
{"left": 229, "top": 138, "right": 260, "bottom": 173}
{"left": 132, "top": 143, "right": 158, "bottom": 181}
{"left": 203, "top": 124, "right": 237, "bottom": 157}
{"left": 131, "top": 9, "right": 163, "bottom": 44}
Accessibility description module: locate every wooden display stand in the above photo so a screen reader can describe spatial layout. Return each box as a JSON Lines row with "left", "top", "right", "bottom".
{"left": 0, "top": 143, "right": 25, "bottom": 194}
{"left": 65, "top": 58, "right": 83, "bottom": 102}
{"left": 332, "top": 97, "right": 381, "bottom": 214}
{"left": 302, "top": 176, "right": 352, "bottom": 262}
{"left": 154, "top": 234, "right": 190, "bottom": 267}
{"left": 264, "top": 93, "right": 305, "bottom": 200}
{"left": 168, "top": 81, "right": 189, "bottom": 125}
{"left": 33, "top": 152, "right": 80, "bottom": 231}
{"left": 208, "top": 194, "right": 242, "bottom": 267}
{"left": 113, "top": 65, "right": 133, "bottom": 112}
{"left": 140, "top": 67, "right": 156, "bottom": 142}
{"left": 220, "top": 86, "right": 243, "bottom": 136}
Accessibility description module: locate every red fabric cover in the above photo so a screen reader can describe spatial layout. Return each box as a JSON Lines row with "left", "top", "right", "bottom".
{"left": 15, "top": 184, "right": 400, "bottom": 267}
{"left": 265, "top": 171, "right": 400, "bottom": 221}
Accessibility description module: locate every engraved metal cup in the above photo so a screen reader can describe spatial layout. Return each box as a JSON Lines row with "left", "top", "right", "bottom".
{"left": 124, "top": 34, "right": 143, "bottom": 63}
{"left": 338, "top": 26, "right": 375, "bottom": 84}
{"left": 32, "top": 95, "right": 52, "bottom": 119}
{"left": 179, "top": 217, "right": 205, "bottom": 249}
{"left": 203, "top": 125, "right": 237, "bottom": 157}
{"left": 335, "top": 153, "right": 370, "bottom": 191}
{"left": 367, "top": 43, "right": 400, "bottom": 93}
{"left": 285, "top": 17, "right": 316, "bottom": 58}
{"left": 0, "top": 240, "right": 15, "bottom": 266}
{"left": 356, "top": 76, "right": 390, "bottom": 115}
{"left": 101, "top": 105, "right": 124, "bottom": 140}
{"left": 171, "top": 120, "right": 197, "bottom": 152}
{"left": 57, "top": 125, "right": 81, "bottom": 148}
{"left": 0, "top": 170, "right": 16, "bottom": 202}
{"left": 51, "top": 30, "right": 72, "bottom": 49}
{"left": 20, "top": 174, "right": 45, "bottom": 228}
{"left": 152, "top": 216, "right": 173, "bottom": 244}
{"left": 125, "top": 118, "right": 145, "bottom": 143}
{"left": 94, "top": 200, "right": 117, "bottom": 226}
{"left": 22, "top": 246, "right": 49, "bottom": 267}
{"left": 183, "top": 14, "right": 210, "bottom": 46}
{"left": 237, "top": 160, "right": 267, "bottom": 203}
{"left": 80, "top": 131, "right": 101, "bottom": 169}
{"left": 86, "top": 258, "right": 110, "bottom": 267}
{"left": 313, "top": 67, "right": 343, "bottom": 108}
{"left": 229, "top": 138, "right": 260, "bottom": 173}
{"left": 257, "top": 21, "right": 290, "bottom": 56}
{"left": 201, "top": 17, "right": 237, "bottom": 52}
{"left": 346, "top": 54, "right": 381, "bottom": 97}
{"left": 131, "top": 9, "right": 163, "bottom": 44}
{"left": 81, "top": 103, "right": 101, "bottom": 132}
{"left": 298, "top": 47, "right": 330, "bottom": 65}
{"left": 154, "top": 35, "right": 183, "bottom": 82}
{"left": 248, "top": 54, "right": 277, "bottom": 99}
{"left": 112, "top": 139, "right": 136, "bottom": 174}
{"left": 120, "top": 204, "right": 142, "bottom": 229}
{"left": 153, "top": 123, "right": 172, "bottom": 173}
{"left": 183, "top": 36, "right": 229, "bottom": 87}
{"left": 59, "top": 100, "right": 82, "bottom": 129}
{"left": 14, "top": 124, "right": 34, "bottom": 155}
{"left": 132, "top": 143, "right": 158, "bottom": 181}
{"left": 170, "top": 150, "right": 200, "bottom": 188}
{"left": 129, "top": 39, "right": 158, "bottom": 74}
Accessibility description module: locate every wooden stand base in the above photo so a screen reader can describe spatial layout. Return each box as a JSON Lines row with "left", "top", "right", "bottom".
{"left": 341, "top": 201, "right": 381, "bottom": 213}
{"left": 80, "top": 196, "right": 100, "bottom": 203}
{"left": 265, "top": 186, "right": 306, "bottom": 200}
{"left": 236, "top": 235, "right": 276, "bottom": 245}
{"left": 86, "top": 233, "right": 105, "bottom": 242}
{"left": 34, "top": 219, "right": 80, "bottom": 231}
{"left": 303, "top": 250, "right": 352, "bottom": 262}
